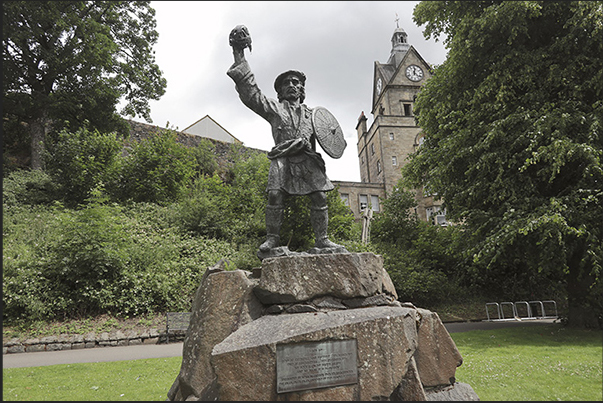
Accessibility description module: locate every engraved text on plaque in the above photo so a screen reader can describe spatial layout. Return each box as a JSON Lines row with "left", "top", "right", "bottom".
{"left": 276, "top": 339, "right": 358, "bottom": 393}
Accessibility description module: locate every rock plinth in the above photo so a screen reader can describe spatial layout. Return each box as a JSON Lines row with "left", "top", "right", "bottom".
{"left": 254, "top": 252, "right": 397, "bottom": 304}
{"left": 211, "top": 307, "right": 418, "bottom": 401}
{"left": 167, "top": 253, "right": 479, "bottom": 401}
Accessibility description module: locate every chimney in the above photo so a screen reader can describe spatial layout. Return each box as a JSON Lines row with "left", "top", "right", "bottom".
{"left": 356, "top": 111, "right": 368, "bottom": 140}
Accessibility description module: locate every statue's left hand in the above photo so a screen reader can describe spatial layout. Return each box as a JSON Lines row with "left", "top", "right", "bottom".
{"left": 229, "top": 25, "right": 252, "bottom": 52}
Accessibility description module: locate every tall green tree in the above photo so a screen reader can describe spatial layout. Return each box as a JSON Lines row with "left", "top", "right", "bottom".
{"left": 2, "top": 1, "right": 166, "bottom": 169}
{"left": 405, "top": 1, "right": 602, "bottom": 327}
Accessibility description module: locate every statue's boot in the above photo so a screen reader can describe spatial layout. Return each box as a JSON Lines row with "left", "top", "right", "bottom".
{"left": 259, "top": 205, "right": 283, "bottom": 252}
{"left": 311, "top": 206, "right": 345, "bottom": 249}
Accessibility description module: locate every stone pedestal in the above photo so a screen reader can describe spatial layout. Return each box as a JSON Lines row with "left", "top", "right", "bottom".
{"left": 167, "top": 253, "right": 479, "bottom": 401}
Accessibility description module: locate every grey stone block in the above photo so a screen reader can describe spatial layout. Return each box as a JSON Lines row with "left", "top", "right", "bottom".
{"left": 7, "top": 345, "right": 25, "bottom": 354}
{"left": 143, "top": 337, "right": 158, "bottom": 345}
{"left": 47, "top": 343, "right": 63, "bottom": 351}
{"left": 58, "top": 334, "right": 71, "bottom": 343}
{"left": 25, "top": 344, "right": 46, "bottom": 353}
{"left": 425, "top": 382, "right": 480, "bottom": 401}
{"left": 71, "top": 334, "right": 84, "bottom": 343}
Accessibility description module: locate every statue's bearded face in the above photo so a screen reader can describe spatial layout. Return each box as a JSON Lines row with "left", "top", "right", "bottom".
{"left": 278, "top": 74, "right": 305, "bottom": 103}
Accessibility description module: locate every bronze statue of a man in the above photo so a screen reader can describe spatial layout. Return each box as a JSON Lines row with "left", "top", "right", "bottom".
{"left": 227, "top": 25, "right": 348, "bottom": 260}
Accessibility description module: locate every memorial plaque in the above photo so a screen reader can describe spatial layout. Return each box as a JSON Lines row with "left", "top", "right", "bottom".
{"left": 276, "top": 339, "right": 358, "bottom": 393}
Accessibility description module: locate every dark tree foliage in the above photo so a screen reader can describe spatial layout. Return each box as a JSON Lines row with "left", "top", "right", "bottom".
{"left": 2, "top": 1, "right": 166, "bottom": 169}
{"left": 405, "top": 1, "right": 602, "bottom": 327}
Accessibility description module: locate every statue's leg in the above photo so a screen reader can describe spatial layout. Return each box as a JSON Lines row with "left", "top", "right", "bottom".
{"left": 259, "top": 190, "right": 284, "bottom": 252}
{"left": 309, "top": 191, "right": 342, "bottom": 249}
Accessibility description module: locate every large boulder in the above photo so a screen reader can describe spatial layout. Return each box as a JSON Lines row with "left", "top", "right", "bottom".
{"left": 425, "top": 383, "right": 480, "bottom": 401}
{"left": 254, "top": 252, "right": 397, "bottom": 304}
{"left": 210, "top": 306, "right": 419, "bottom": 401}
{"left": 414, "top": 308, "right": 463, "bottom": 387}
{"left": 167, "top": 261, "right": 264, "bottom": 401}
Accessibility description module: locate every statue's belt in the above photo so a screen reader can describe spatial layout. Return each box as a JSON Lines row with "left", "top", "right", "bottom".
{"left": 267, "top": 138, "right": 311, "bottom": 159}
{"left": 267, "top": 138, "right": 325, "bottom": 170}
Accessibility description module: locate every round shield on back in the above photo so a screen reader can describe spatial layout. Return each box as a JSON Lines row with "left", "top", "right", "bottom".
{"left": 311, "top": 107, "right": 347, "bottom": 159}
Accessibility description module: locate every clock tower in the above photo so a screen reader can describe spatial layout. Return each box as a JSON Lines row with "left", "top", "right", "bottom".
{"left": 353, "top": 24, "right": 446, "bottom": 224}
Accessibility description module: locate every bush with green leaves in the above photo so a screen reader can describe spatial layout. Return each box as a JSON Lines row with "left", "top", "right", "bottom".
{"left": 3, "top": 204, "right": 65, "bottom": 321}
{"left": 371, "top": 185, "right": 473, "bottom": 307}
{"left": 114, "top": 129, "right": 196, "bottom": 203}
{"left": 2, "top": 169, "right": 58, "bottom": 207}
{"left": 44, "top": 126, "right": 123, "bottom": 206}
{"left": 2, "top": 201, "right": 240, "bottom": 322}
{"left": 191, "top": 138, "right": 218, "bottom": 177}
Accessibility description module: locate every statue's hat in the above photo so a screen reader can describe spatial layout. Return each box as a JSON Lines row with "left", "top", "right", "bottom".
{"left": 274, "top": 70, "right": 306, "bottom": 92}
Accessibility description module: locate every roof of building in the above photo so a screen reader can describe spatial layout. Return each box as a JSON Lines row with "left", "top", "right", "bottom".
{"left": 181, "top": 115, "right": 242, "bottom": 144}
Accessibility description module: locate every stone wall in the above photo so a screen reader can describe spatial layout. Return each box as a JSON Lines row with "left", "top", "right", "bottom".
{"left": 126, "top": 119, "right": 267, "bottom": 176}
{"left": 2, "top": 327, "right": 184, "bottom": 355}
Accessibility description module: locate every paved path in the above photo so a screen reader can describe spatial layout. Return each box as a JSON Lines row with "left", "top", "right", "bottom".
{"left": 3, "top": 341, "right": 185, "bottom": 369}
{"left": 3, "top": 319, "right": 559, "bottom": 369}
{"left": 445, "top": 318, "right": 558, "bottom": 333}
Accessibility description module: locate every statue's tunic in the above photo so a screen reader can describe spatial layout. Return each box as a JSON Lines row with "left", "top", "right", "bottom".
{"left": 227, "top": 60, "right": 334, "bottom": 195}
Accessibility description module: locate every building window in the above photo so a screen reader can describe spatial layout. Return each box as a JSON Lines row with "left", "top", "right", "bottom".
{"left": 426, "top": 207, "right": 447, "bottom": 226}
{"left": 361, "top": 156, "right": 365, "bottom": 164}
{"left": 392, "top": 156, "right": 397, "bottom": 166}
{"left": 403, "top": 103, "right": 412, "bottom": 116}
{"left": 389, "top": 133, "right": 394, "bottom": 140}
{"left": 370, "top": 143, "right": 375, "bottom": 155}
{"left": 377, "top": 160, "right": 382, "bottom": 173}
{"left": 340, "top": 193, "right": 349, "bottom": 206}
{"left": 371, "top": 195, "right": 380, "bottom": 212}
{"left": 359, "top": 194, "right": 368, "bottom": 211}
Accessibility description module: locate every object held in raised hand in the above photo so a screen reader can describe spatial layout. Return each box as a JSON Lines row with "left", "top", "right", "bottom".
{"left": 229, "top": 25, "right": 252, "bottom": 52}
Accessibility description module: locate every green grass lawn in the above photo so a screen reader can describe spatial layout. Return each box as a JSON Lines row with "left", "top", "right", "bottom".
{"left": 451, "top": 324, "right": 603, "bottom": 401}
{"left": 2, "top": 357, "right": 182, "bottom": 401}
{"left": 3, "top": 324, "right": 601, "bottom": 401}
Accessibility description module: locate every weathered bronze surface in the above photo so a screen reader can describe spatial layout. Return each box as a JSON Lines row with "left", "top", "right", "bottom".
{"left": 312, "top": 107, "right": 347, "bottom": 159}
{"left": 227, "top": 25, "right": 348, "bottom": 260}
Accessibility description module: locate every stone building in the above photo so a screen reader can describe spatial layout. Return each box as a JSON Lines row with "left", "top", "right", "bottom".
{"left": 333, "top": 25, "right": 446, "bottom": 225}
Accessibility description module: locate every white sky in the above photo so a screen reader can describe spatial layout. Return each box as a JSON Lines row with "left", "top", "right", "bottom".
{"left": 126, "top": 1, "right": 448, "bottom": 182}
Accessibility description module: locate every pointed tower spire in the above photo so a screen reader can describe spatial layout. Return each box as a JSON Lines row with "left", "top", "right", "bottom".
{"left": 387, "top": 17, "right": 410, "bottom": 68}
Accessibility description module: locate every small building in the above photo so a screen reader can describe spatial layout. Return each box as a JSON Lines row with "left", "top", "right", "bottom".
{"left": 182, "top": 115, "right": 242, "bottom": 144}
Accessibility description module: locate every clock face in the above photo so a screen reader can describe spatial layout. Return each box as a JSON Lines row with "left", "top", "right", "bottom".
{"left": 406, "top": 65, "right": 424, "bottom": 82}
{"left": 376, "top": 78, "right": 383, "bottom": 95}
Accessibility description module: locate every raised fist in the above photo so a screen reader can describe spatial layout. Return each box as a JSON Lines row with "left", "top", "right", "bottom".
{"left": 229, "top": 25, "right": 252, "bottom": 51}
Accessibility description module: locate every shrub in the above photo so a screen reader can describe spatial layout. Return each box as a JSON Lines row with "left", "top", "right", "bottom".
{"left": 191, "top": 138, "right": 218, "bottom": 177}
{"left": 44, "top": 126, "right": 123, "bottom": 206}
{"left": 114, "top": 129, "right": 196, "bottom": 203}
{"left": 2, "top": 202, "right": 241, "bottom": 322}
{"left": 2, "top": 169, "right": 58, "bottom": 207}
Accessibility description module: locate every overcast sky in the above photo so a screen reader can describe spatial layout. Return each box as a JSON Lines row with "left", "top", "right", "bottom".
{"left": 127, "top": 1, "right": 448, "bottom": 182}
